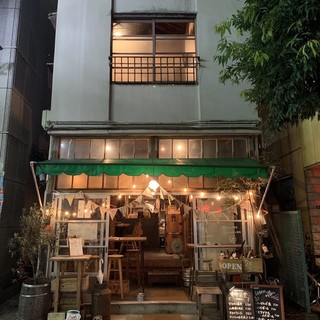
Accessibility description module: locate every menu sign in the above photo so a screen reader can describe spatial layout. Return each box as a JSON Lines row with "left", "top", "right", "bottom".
{"left": 226, "top": 288, "right": 255, "bottom": 319}
{"left": 252, "top": 285, "right": 284, "bottom": 319}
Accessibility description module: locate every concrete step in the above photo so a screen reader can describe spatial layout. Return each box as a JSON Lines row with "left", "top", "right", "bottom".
{"left": 111, "top": 300, "right": 197, "bottom": 315}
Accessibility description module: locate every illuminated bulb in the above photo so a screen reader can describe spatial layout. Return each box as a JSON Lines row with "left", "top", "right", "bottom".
{"left": 190, "top": 195, "right": 193, "bottom": 200}
{"left": 118, "top": 195, "right": 122, "bottom": 199}
{"left": 72, "top": 212, "right": 77, "bottom": 217}
{"left": 234, "top": 195, "right": 239, "bottom": 201}
{"left": 132, "top": 184, "right": 136, "bottom": 189}
{"left": 184, "top": 188, "right": 187, "bottom": 192}
{"left": 114, "top": 31, "right": 122, "bottom": 36}
{"left": 102, "top": 202, "right": 105, "bottom": 207}
{"left": 84, "top": 209, "right": 88, "bottom": 213}
{"left": 129, "top": 195, "right": 131, "bottom": 199}
{"left": 146, "top": 175, "right": 149, "bottom": 178}
{"left": 45, "top": 209, "right": 50, "bottom": 215}
{"left": 65, "top": 211, "right": 69, "bottom": 216}
{"left": 177, "top": 145, "right": 182, "bottom": 150}
{"left": 216, "top": 195, "right": 221, "bottom": 200}
{"left": 249, "top": 191, "right": 253, "bottom": 196}
{"left": 200, "top": 192, "right": 205, "bottom": 197}
{"left": 168, "top": 180, "right": 172, "bottom": 184}
{"left": 161, "top": 147, "right": 165, "bottom": 151}
{"left": 149, "top": 179, "right": 159, "bottom": 191}
{"left": 106, "top": 145, "right": 111, "bottom": 151}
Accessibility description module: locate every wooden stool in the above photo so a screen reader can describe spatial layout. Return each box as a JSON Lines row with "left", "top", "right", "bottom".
{"left": 107, "top": 254, "right": 124, "bottom": 299}
{"left": 195, "top": 286, "right": 222, "bottom": 320}
{"left": 125, "top": 248, "right": 141, "bottom": 286}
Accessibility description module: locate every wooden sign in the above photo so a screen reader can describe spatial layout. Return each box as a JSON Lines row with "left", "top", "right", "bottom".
{"left": 251, "top": 285, "right": 285, "bottom": 319}
{"left": 242, "top": 258, "right": 263, "bottom": 273}
{"left": 226, "top": 288, "right": 255, "bottom": 319}
{"left": 219, "top": 258, "right": 243, "bottom": 273}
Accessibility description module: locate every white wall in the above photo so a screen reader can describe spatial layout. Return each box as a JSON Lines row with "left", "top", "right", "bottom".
{"left": 49, "top": 0, "right": 258, "bottom": 125}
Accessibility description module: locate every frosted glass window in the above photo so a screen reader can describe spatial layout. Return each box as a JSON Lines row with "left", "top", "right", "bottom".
{"left": 134, "top": 140, "right": 149, "bottom": 158}
{"left": 133, "top": 175, "right": 148, "bottom": 189}
{"left": 218, "top": 140, "right": 232, "bottom": 158}
{"left": 189, "top": 176, "right": 203, "bottom": 188}
{"left": 203, "top": 140, "right": 217, "bottom": 158}
{"left": 159, "top": 139, "right": 172, "bottom": 158}
{"left": 172, "top": 176, "right": 188, "bottom": 189}
{"left": 75, "top": 139, "right": 90, "bottom": 159}
{"left": 60, "top": 139, "right": 75, "bottom": 159}
{"left": 120, "top": 140, "right": 134, "bottom": 158}
{"left": 234, "top": 139, "right": 247, "bottom": 158}
{"left": 56, "top": 174, "right": 72, "bottom": 189}
{"left": 188, "top": 139, "right": 202, "bottom": 158}
{"left": 105, "top": 140, "right": 120, "bottom": 159}
{"left": 104, "top": 175, "right": 118, "bottom": 189}
{"left": 88, "top": 176, "right": 103, "bottom": 188}
{"left": 73, "top": 174, "right": 88, "bottom": 189}
{"left": 119, "top": 174, "right": 133, "bottom": 189}
{"left": 173, "top": 140, "right": 187, "bottom": 158}
{"left": 90, "top": 140, "right": 105, "bottom": 159}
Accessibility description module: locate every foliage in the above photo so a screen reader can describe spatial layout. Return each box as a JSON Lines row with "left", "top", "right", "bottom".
{"left": 8, "top": 203, "right": 55, "bottom": 280}
{"left": 214, "top": 0, "right": 320, "bottom": 131}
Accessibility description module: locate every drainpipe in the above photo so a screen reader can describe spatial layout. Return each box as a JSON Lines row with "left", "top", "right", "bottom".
{"left": 30, "top": 161, "right": 43, "bottom": 209}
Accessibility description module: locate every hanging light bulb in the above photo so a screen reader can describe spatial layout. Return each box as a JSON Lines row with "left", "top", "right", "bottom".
{"left": 149, "top": 179, "right": 159, "bottom": 191}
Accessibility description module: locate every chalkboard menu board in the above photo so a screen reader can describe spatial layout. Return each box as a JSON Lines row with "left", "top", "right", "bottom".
{"left": 226, "top": 285, "right": 284, "bottom": 320}
{"left": 226, "top": 288, "right": 255, "bottom": 319}
{"left": 252, "top": 285, "right": 285, "bottom": 319}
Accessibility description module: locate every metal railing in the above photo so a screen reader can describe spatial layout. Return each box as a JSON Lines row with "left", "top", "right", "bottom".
{"left": 109, "top": 55, "right": 199, "bottom": 84}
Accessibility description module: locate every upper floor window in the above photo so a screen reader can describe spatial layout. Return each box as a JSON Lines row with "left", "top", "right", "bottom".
{"left": 110, "top": 16, "right": 199, "bottom": 84}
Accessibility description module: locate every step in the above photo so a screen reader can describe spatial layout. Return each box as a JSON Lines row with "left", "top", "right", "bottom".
{"left": 111, "top": 300, "right": 197, "bottom": 315}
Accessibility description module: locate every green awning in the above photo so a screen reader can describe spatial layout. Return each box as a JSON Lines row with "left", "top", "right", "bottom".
{"left": 35, "top": 158, "right": 268, "bottom": 179}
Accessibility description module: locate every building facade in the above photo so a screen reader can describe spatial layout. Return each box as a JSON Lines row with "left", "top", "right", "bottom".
{"left": 40, "top": 0, "right": 268, "bottom": 285}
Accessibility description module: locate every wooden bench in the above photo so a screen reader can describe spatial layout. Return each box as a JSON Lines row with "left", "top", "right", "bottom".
{"left": 147, "top": 270, "right": 181, "bottom": 286}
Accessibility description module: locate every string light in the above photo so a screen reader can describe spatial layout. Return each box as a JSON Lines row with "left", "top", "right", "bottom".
{"left": 184, "top": 187, "right": 187, "bottom": 192}
{"left": 149, "top": 179, "right": 159, "bottom": 191}
{"left": 200, "top": 192, "right": 205, "bottom": 197}
{"left": 132, "top": 184, "right": 136, "bottom": 189}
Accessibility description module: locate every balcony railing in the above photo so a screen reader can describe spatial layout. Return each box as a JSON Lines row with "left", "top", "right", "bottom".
{"left": 109, "top": 55, "right": 200, "bottom": 84}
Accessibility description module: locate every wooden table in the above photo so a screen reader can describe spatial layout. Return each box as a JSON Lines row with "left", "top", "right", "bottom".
{"left": 50, "top": 254, "right": 92, "bottom": 312}
{"left": 109, "top": 236, "right": 147, "bottom": 291}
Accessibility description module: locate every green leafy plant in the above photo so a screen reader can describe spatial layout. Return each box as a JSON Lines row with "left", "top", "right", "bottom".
{"left": 8, "top": 203, "right": 55, "bottom": 281}
{"left": 214, "top": 0, "right": 320, "bottom": 132}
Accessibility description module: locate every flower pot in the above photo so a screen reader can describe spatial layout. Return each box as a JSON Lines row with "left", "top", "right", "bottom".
{"left": 18, "top": 279, "right": 51, "bottom": 320}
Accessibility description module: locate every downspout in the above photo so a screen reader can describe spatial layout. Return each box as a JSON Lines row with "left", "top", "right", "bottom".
{"left": 30, "top": 161, "right": 43, "bottom": 208}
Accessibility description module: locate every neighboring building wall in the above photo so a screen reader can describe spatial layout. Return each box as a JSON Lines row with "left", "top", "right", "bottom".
{"left": 265, "top": 118, "right": 320, "bottom": 266}
{"left": 0, "top": 0, "right": 56, "bottom": 289}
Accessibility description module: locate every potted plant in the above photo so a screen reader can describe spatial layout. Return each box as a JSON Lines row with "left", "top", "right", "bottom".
{"left": 8, "top": 203, "right": 56, "bottom": 320}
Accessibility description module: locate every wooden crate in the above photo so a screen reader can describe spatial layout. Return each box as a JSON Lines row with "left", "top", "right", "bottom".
{"left": 108, "top": 279, "right": 129, "bottom": 294}
{"left": 51, "top": 275, "right": 89, "bottom": 293}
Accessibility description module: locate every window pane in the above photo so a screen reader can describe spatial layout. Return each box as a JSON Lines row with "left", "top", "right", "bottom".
{"left": 134, "top": 140, "right": 149, "bottom": 158}
{"left": 234, "top": 139, "right": 248, "bottom": 158}
{"left": 172, "top": 176, "right": 188, "bottom": 189}
{"left": 158, "top": 174, "right": 172, "bottom": 189}
{"left": 189, "top": 139, "right": 202, "bottom": 158}
{"left": 90, "top": 139, "right": 105, "bottom": 159}
{"left": 75, "top": 139, "right": 90, "bottom": 159}
{"left": 119, "top": 174, "right": 133, "bottom": 188}
{"left": 104, "top": 175, "right": 118, "bottom": 189}
{"left": 159, "top": 140, "right": 172, "bottom": 158}
{"left": 156, "top": 39, "right": 195, "bottom": 53}
{"left": 189, "top": 176, "right": 203, "bottom": 188}
{"left": 173, "top": 139, "right": 187, "bottom": 158}
{"left": 73, "top": 173, "right": 88, "bottom": 188}
{"left": 105, "top": 140, "right": 119, "bottom": 159}
{"left": 204, "top": 177, "right": 218, "bottom": 188}
{"left": 120, "top": 139, "right": 134, "bottom": 158}
{"left": 203, "top": 140, "right": 217, "bottom": 158}
{"left": 218, "top": 140, "right": 232, "bottom": 158}
{"left": 60, "top": 139, "right": 75, "bottom": 159}
{"left": 88, "top": 176, "right": 103, "bottom": 188}
{"left": 113, "top": 22, "right": 152, "bottom": 36}
{"left": 56, "top": 174, "right": 72, "bottom": 188}
{"left": 155, "top": 22, "right": 195, "bottom": 35}
{"left": 133, "top": 174, "right": 148, "bottom": 189}
{"left": 113, "top": 39, "right": 153, "bottom": 53}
